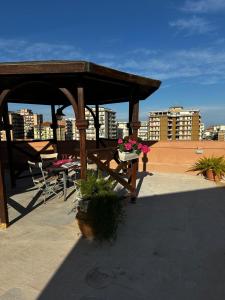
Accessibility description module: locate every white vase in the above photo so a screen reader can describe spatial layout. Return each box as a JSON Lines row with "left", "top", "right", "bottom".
{"left": 118, "top": 151, "right": 139, "bottom": 161}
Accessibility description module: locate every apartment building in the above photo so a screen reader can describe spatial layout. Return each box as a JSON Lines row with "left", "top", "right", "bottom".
{"left": 17, "top": 109, "right": 43, "bottom": 139}
{"left": 0, "top": 111, "right": 25, "bottom": 141}
{"left": 73, "top": 107, "right": 117, "bottom": 140}
{"left": 204, "top": 125, "right": 225, "bottom": 140}
{"left": 34, "top": 122, "right": 65, "bottom": 140}
{"left": 64, "top": 118, "right": 77, "bottom": 140}
{"left": 117, "top": 121, "right": 148, "bottom": 140}
{"left": 148, "top": 106, "right": 201, "bottom": 141}
{"left": 138, "top": 121, "right": 148, "bottom": 141}
{"left": 117, "top": 122, "right": 129, "bottom": 138}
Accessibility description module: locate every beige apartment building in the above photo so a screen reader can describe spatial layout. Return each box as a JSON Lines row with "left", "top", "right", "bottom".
{"left": 117, "top": 122, "right": 129, "bottom": 138}
{"left": 204, "top": 125, "right": 225, "bottom": 140}
{"left": 117, "top": 121, "right": 148, "bottom": 140}
{"left": 64, "top": 118, "right": 77, "bottom": 140}
{"left": 18, "top": 109, "right": 43, "bottom": 139}
{"left": 72, "top": 107, "right": 117, "bottom": 140}
{"left": 0, "top": 111, "right": 24, "bottom": 141}
{"left": 138, "top": 121, "right": 148, "bottom": 141}
{"left": 34, "top": 122, "right": 65, "bottom": 140}
{"left": 149, "top": 106, "right": 201, "bottom": 141}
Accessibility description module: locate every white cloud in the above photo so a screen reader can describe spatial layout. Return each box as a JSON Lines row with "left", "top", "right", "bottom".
{"left": 181, "top": 0, "right": 225, "bottom": 13}
{"left": 0, "top": 39, "right": 83, "bottom": 61}
{"left": 1, "top": 38, "right": 225, "bottom": 86}
{"left": 109, "top": 48, "right": 225, "bottom": 84}
{"left": 169, "top": 16, "right": 215, "bottom": 35}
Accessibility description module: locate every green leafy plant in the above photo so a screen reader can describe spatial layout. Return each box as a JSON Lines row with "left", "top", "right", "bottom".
{"left": 188, "top": 156, "right": 225, "bottom": 178}
{"left": 76, "top": 170, "right": 125, "bottom": 241}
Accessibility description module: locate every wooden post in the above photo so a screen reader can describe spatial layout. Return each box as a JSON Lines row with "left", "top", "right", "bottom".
{"left": 3, "top": 103, "right": 15, "bottom": 187}
{"left": 51, "top": 105, "right": 58, "bottom": 152}
{"left": 0, "top": 89, "right": 10, "bottom": 229}
{"left": 128, "top": 99, "right": 133, "bottom": 136}
{"left": 95, "top": 104, "right": 100, "bottom": 149}
{"left": 129, "top": 98, "right": 141, "bottom": 201}
{"left": 0, "top": 161, "right": 8, "bottom": 229}
{"left": 76, "top": 87, "right": 88, "bottom": 180}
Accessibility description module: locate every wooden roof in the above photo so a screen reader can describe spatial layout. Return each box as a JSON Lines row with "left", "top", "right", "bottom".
{"left": 0, "top": 61, "right": 161, "bottom": 105}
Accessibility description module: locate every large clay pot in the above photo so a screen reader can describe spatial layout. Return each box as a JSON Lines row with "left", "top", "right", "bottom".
{"left": 76, "top": 210, "right": 95, "bottom": 240}
{"left": 206, "top": 169, "right": 221, "bottom": 182}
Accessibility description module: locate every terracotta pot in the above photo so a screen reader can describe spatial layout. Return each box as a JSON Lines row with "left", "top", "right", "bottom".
{"left": 205, "top": 169, "right": 221, "bottom": 182}
{"left": 76, "top": 211, "right": 95, "bottom": 240}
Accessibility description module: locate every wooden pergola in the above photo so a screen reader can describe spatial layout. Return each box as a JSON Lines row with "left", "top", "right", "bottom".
{"left": 0, "top": 61, "right": 161, "bottom": 228}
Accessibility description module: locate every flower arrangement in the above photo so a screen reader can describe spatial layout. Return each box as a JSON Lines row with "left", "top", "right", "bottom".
{"left": 117, "top": 136, "right": 150, "bottom": 155}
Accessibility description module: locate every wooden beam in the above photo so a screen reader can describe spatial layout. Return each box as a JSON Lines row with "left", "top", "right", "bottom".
{"left": 0, "top": 90, "right": 10, "bottom": 229}
{"left": 77, "top": 87, "right": 88, "bottom": 179}
{"left": 95, "top": 105, "right": 100, "bottom": 149}
{"left": 3, "top": 103, "right": 15, "bottom": 187}
{"left": 88, "top": 153, "right": 134, "bottom": 193}
{"left": 129, "top": 98, "right": 141, "bottom": 201}
{"left": 0, "top": 162, "right": 8, "bottom": 229}
{"left": 128, "top": 99, "right": 133, "bottom": 136}
{"left": 51, "top": 105, "right": 58, "bottom": 149}
{"left": 59, "top": 88, "right": 78, "bottom": 119}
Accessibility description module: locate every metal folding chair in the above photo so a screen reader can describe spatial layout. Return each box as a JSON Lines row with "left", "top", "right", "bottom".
{"left": 40, "top": 153, "right": 58, "bottom": 168}
{"left": 28, "top": 160, "right": 62, "bottom": 203}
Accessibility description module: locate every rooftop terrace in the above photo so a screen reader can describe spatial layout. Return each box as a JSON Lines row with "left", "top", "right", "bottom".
{"left": 0, "top": 172, "right": 225, "bottom": 299}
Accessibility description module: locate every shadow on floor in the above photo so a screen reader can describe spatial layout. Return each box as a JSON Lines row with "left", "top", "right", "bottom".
{"left": 37, "top": 186, "right": 225, "bottom": 300}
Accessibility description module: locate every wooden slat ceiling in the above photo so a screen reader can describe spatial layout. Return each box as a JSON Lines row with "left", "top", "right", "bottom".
{"left": 0, "top": 61, "right": 161, "bottom": 105}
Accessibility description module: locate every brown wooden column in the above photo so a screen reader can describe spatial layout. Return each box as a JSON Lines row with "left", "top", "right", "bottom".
{"left": 128, "top": 100, "right": 134, "bottom": 136}
{"left": 95, "top": 104, "right": 100, "bottom": 149}
{"left": 76, "top": 87, "right": 88, "bottom": 179}
{"left": 130, "top": 98, "right": 140, "bottom": 138}
{"left": 3, "top": 103, "right": 15, "bottom": 187}
{"left": 129, "top": 98, "right": 141, "bottom": 200}
{"left": 0, "top": 89, "right": 10, "bottom": 229}
{"left": 51, "top": 105, "right": 58, "bottom": 151}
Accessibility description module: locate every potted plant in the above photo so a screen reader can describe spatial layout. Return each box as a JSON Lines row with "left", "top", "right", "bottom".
{"left": 117, "top": 136, "right": 150, "bottom": 161}
{"left": 188, "top": 156, "right": 225, "bottom": 182}
{"left": 75, "top": 171, "right": 125, "bottom": 241}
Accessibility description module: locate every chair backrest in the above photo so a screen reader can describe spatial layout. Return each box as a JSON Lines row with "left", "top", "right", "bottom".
{"left": 40, "top": 153, "right": 58, "bottom": 168}
{"left": 40, "top": 153, "right": 58, "bottom": 160}
{"left": 28, "top": 160, "right": 47, "bottom": 186}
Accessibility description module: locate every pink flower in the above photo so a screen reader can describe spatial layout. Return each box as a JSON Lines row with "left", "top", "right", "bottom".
{"left": 141, "top": 145, "right": 150, "bottom": 154}
{"left": 124, "top": 143, "right": 132, "bottom": 151}
{"left": 138, "top": 143, "right": 143, "bottom": 150}
{"left": 129, "top": 139, "right": 136, "bottom": 145}
{"left": 118, "top": 138, "right": 123, "bottom": 144}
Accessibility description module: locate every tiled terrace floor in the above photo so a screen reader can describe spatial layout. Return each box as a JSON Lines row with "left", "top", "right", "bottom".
{"left": 0, "top": 172, "right": 225, "bottom": 300}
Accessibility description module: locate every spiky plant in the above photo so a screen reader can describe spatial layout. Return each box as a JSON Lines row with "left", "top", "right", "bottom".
{"left": 189, "top": 156, "right": 225, "bottom": 177}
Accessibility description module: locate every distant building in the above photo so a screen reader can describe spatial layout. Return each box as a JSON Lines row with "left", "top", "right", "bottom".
{"left": 74, "top": 107, "right": 117, "bottom": 140}
{"left": 17, "top": 109, "right": 43, "bottom": 139}
{"left": 148, "top": 106, "right": 201, "bottom": 141}
{"left": 64, "top": 118, "right": 77, "bottom": 140}
{"left": 204, "top": 125, "right": 225, "bottom": 140}
{"left": 218, "top": 130, "right": 225, "bottom": 141}
{"left": 117, "top": 122, "right": 129, "bottom": 138}
{"left": 200, "top": 123, "right": 205, "bottom": 140}
{"left": 0, "top": 110, "right": 41, "bottom": 141}
{"left": 34, "top": 122, "right": 65, "bottom": 140}
{"left": 138, "top": 121, "right": 148, "bottom": 141}
{"left": 0, "top": 111, "right": 24, "bottom": 141}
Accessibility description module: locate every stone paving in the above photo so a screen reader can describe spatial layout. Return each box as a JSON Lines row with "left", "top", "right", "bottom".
{"left": 0, "top": 172, "right": 225, "bottom": 300}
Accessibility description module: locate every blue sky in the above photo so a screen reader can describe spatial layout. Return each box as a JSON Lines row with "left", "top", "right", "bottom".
{"left": 1, "top": 0, "right": 225, "bottom": 126}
